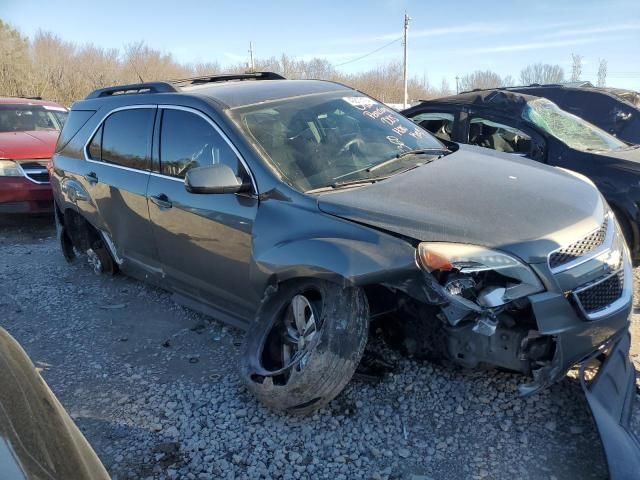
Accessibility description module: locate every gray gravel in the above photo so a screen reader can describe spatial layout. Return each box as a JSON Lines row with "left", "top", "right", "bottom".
{"left": 1, "top": 215, "right": 639, "bottom": 480}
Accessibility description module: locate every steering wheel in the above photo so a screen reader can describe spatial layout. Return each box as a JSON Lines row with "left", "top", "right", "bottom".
{"left": 337, "top": 138, "right": 366, "bottom": 156}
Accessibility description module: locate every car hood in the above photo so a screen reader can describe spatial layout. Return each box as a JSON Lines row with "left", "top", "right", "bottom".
{"left": 598, "top": 145, "right": 640, "bottom": 163}
{"left": 0, "top": 130, "right": 59, "bottom": 159}
{"left": 317, "top": 145, "right": 606, "bottom": 264}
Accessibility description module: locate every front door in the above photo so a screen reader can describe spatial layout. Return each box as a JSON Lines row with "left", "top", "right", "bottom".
{"left": 466, "top": 114, "right": 547, "bottom": 162}
{"left": 147, "top": 106, "right": 258, "bottom": 322}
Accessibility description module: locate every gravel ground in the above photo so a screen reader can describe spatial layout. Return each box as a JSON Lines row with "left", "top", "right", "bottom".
{"left": 1, "top": 215, "right": 639, "bottom": 480}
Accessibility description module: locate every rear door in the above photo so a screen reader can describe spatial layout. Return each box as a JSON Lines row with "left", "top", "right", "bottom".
{"left": 147, "top": 106, "right": 258, "bottom": 325}
{"left": 80, "top": 106, "right": 159, "bottom": 274}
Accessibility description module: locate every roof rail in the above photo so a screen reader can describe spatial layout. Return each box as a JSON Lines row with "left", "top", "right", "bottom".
{"left": 170, "top": 71, "right": 285, "bottom": 88}
{"left": 85, "top": 82, "right": 178, "bottom": 99}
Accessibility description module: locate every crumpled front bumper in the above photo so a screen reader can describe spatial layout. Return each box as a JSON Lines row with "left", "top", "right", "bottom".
{"left": 580, "top": 331, "right": 640, "bottom": 480}
{"left": 520, "top": 285, "right": 632, "bottom": 395}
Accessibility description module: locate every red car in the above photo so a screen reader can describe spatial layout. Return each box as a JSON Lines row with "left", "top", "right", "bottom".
{"left": 0, "top": 97, "right": 68, "bottom": 214}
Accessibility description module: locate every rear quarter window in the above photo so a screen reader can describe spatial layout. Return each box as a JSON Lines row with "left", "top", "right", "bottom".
{"left": 55, "top": 110, "right": 95, "bottom": 152}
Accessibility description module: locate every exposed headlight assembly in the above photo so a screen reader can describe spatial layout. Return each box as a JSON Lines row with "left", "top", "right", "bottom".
{"left": 417, "top": 242, "right": 544, "bottom": 304}
{"left": 0, "top": 160, "right": 23, "bottom": 177}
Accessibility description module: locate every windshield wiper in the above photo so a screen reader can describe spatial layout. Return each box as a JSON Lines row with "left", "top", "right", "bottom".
{"left": 367, "top": 148, "right": 450, "bottom": 172}
{"left": 306, "top": 176, "right": 390, "bottom": 194}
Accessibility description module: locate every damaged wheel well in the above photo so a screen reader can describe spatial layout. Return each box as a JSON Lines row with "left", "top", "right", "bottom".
{"left": 58, "top": 206, "right": 102, "bottom": 253}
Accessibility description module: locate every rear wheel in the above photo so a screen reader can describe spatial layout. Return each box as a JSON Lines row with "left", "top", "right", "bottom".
{"left": 238, "top": 280, "right": 369, "bottom": 415}
{"left": 87, "top": 240, "right": 116, "bottom": 275}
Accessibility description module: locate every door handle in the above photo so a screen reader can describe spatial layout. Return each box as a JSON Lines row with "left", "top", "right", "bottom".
{"left": 83, "top": 171, "right": 98, "bottom": 184}
{"left": 150, "top": 193, "right": 173, "bottom": 209}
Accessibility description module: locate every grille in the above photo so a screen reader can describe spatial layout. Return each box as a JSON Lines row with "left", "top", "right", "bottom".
{"left": 549, "top": 219, "right": 608, "bottom": 269}
{"left": 24, "top": 171, "right": 50, "bottom": 183}
{"left": 575, "top": 270, "right": 624, "bottom": 315}
{"left": 20, "top": 162, "right": 50, "bottom": 184}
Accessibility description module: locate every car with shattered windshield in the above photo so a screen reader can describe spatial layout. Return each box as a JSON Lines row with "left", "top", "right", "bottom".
{"left": 403, "top": 90, "right": 640, "bottom": 262}
{"left": 508, "top": 83, "right": 640, "bottom": 144}
{"left": 51, "top": 73, "right": 639, "bottom": 476}
{"left": 0, "top": 97, "right": 68, "bottom": 214}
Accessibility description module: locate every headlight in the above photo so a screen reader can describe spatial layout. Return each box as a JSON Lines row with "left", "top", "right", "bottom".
{"left": 0, "top": 160, "right": 23, "bottom": 177}
{"left": 416, "top": 242, "right": 544, "bottom": 303}
{"left": 605, "top": 217, "right": 628, "bottom": 271}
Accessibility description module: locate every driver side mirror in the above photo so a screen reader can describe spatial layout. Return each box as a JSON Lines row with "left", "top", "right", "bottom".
{"left": 185, "top": 164, "right": 251, "bottom": 194}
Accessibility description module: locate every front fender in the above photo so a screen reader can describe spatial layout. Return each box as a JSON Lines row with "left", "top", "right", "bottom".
{"left": 250, "top": 198, "right": 419, "bottom": 295}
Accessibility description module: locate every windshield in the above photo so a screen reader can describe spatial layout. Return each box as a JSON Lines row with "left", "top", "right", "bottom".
{"left": 0, "top": 105, "right": 68, "bottom": 133}
{"left": 523, "top": 98, "right": 627, "bottom": 152}
{"left": 230, "top": 91, "right": 444, "bottom": 191}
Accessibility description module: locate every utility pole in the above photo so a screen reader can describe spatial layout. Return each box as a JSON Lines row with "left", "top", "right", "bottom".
{"left": 455, "top": 75, "right": 460, "bottom": 94}
{"left": 403, "top": 13, "right": 410, "bottom": 109}
{"left": 248, "top": 41, "right": 255, "bottom": 72}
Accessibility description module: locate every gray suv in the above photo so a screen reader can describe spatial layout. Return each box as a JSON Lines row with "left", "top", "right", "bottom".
{"left": 51, "top": 73, "right": 637, "bottom": 473}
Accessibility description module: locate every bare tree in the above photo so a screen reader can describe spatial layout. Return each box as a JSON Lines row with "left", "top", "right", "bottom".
{"left": 0, "top": 22, "right": 516, "bottom": 107}
{"left": 0, "top": 21, "right": 32, "bottom": 97}
{"left": 597, "top": 59, "right": 607, "bottom": 87}
{"left": 502, "top": 75, "right": 516, "bottom": 87}
{"left": 519, "top": 63, "right": 565, "bottom": 85}
{"left": 571, "top": 53, "right": 583, "bottom": 82}
{"left": 459, "top": 70, "right": 504, "bottom": 92}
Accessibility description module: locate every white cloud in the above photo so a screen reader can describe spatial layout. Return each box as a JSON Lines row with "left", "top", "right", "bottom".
{"left": 539, "top": 22, "right": 640, "bottom": 39}
{"left": 339, "top": 20, "right": 583, "bottom": 45}
{"left": 465, "top": 35, "right": 625, "bottom": 54}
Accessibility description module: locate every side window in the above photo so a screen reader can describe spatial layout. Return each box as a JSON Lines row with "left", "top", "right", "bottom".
{"left": 409, "top": 112, "right": 454, "bottom": 141}
{"left": 100, "top": 109, "right": 153, "bottom": 170}
{"left": 159, "top": 109, "right": 243, "bottom": 179}
{"left": 468, "top": 117, "right": 532, "bottom": 155}
{"left": 87, "top": 124, "right": 102, "bottom": 160}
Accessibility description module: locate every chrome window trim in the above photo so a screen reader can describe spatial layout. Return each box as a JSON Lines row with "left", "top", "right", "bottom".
{"left": 157, "top": 105, "right": 258, "bottom": 194}
{"left": 547, "top": 211, "right": 614, "bottom": 274}
{"left": 82, "top": 104, "right": 258, "bottom": 194}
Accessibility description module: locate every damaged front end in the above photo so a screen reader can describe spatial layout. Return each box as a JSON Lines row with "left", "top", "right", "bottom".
{"left": 387, "top": 211, "right": 634, "bottom": 400}
{"left": 405, "top": 241, "right": 558, "bottom": 394}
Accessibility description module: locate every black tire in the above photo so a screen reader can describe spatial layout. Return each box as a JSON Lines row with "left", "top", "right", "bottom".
{"left": 238, "top": 279, "right": 369, "bottom": 415}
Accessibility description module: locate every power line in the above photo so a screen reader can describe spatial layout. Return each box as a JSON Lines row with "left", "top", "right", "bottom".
{"left": 334, "top": 37, "right": 402, "bottom": 67}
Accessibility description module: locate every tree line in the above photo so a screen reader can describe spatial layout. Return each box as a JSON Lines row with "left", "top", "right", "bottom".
{"left": 0, "top": 20, "right": 602, "bottom": 107}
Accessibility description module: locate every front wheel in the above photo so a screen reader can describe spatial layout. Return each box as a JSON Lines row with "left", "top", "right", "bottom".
{"left": 238, "top": 280, "right": 369, "bottom": 415}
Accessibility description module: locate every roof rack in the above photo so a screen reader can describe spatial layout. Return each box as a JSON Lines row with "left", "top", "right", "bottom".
{"left": 170, "top": 71, "right": 285, "bottom": 88}
{"left": 85, "top": 82, "right": 178, "bottom": 99}
{"left": 84, "top": 72, "right": 286, "bottom": 100}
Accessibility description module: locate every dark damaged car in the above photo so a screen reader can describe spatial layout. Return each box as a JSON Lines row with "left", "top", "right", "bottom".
{"left": 508, "top": 83, "right": 640, "bottom": 144}
{"left": 50, "top": 74, "right": 639, "bottom": 476}
{"left": 403, "top": 90, "right": 640, "bottom": 261}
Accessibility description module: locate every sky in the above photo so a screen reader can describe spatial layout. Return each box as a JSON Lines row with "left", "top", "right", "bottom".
{"left": 2, "top": 0, "right": 640, "bottom": 90}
